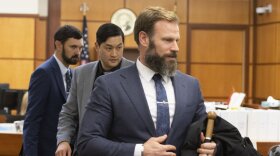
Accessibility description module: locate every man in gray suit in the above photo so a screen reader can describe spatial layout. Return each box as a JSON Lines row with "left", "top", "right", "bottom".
{"left": 56, "top": 23, "right": 134, "bottom": 156}
{"left": 78, "top": 7, "right": 216, "bottom": 156}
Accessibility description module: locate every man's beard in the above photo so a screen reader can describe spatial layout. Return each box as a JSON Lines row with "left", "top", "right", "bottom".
{"left": 145, "top": 41, "right": 177, "bottom": 77}
{"left": 62, "top": 46, "right": 80, "bottom": 65}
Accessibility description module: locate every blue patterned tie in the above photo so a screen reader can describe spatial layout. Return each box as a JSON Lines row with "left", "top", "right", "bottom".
{"left": 65, "top": 70, "right": 72, "bottom": 93}
{"left": 153, "top": 74, "right": 170, "bottom": 136}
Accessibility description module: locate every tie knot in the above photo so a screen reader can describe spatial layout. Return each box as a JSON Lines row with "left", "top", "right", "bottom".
{"left": 152, "top": 74, "right": 162, "bottom": 82}
{"left": 65, "top": 70, "right": 72, "bottom": 78}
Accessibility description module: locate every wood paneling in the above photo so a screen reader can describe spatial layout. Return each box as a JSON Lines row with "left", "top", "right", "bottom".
{"left": 35, "top": 60, "right": 44, "bottom": 69}
{"left": 276, "top": 24, "right": 280, "bottom": 62}
{"left": 0, "top": 133, "right": 22, "bottom": 156}
{"left": 191, "top": 29, "right": 244, "bottom": 63}
{"left": 126, "top": 0, "right": 187, "bottom": 23}
{"left": 61, "top": 0, "right": 124, "bottom": 21}
{"left": 189, "top": 0, "right": 250, "bottom": 24}
{"left": 249, "top": 27, "right": 254, "bottom": 63}
{"left": 35, "top": 18, "right": 47, "bottom": 60}
{"left": 257, "top": 142, "right": 280, "bottom": 156}
{"left": 125, "top": 32, "right": 137, "bottom": 49}
{"left": 256, "top": 24, "right": 278, "bottom": 63}
{"left": 255, "top": 65, "right": 280, "bottom": 99}
{"left": 256, "top": 0, "right": 280, "bottom": 24}
{"left": 0, "top": 17, "right": 35, "bottom": 59}
{"left": 191, "top": 65, "right": 243, "bottom": 98}
{"left": 178, "top": 24, "right": 187, "bottom": 63}
{"left": 47, "top": 0, "right": 61, "bottom": 57}
{"left": 178, "top": 63, "right": 187, "bottom": 73}
{"left": 248, "top": 65, "right": 253, "bottom": 100}
{"left": 188, "top": 26, "right": 248, "bottom": 101}
{"left": 0, "top": 60, "right": 33, "bottom": 89}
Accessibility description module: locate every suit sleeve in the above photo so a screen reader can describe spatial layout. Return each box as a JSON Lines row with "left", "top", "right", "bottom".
{"left": 57, "top": 69, "right": 79, "bottom": 144}
{"left": 23, "top": 68, "right": 50, "bottom": 156}
{"left": 78, "top": 76, "right": 135, "bottom": 156}
{"left": 193, "top": 78, "right": 207, "bottom": 122}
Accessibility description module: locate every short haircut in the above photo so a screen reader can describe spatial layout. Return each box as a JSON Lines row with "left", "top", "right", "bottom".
{"left": 54, "top": 25, "right": 83, "bottom": 47}
{"left": 134, "top": 6, "right": 179, "bottom": 45}
{"left": 96, "top": 23, "right": 124, "bottom": 45}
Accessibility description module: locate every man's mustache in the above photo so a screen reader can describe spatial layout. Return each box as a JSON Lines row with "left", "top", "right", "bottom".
{"left": 71, "top": 55, "right": 79, "bottom": 59}
{"left": 164, "top": 51, "right": 177, "bottom": 58}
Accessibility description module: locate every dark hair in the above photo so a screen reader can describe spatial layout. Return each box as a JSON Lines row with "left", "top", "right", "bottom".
{"left": 96, "top": 23, "right": 124, "bottom": 45}
{"left": 54, "top": 25, "right": 83, "bottom": 48}
{"left": 134, "top": 6, "right": 179, "bottom": 45}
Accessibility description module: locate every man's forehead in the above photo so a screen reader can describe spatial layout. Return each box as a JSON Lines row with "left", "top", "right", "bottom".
{"left": 103, "top": 36, "right": 124, "bottom": 46}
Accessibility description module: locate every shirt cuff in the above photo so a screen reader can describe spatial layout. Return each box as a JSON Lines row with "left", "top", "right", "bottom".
{"left": 134, "top": 144, "right": 144, "bottom": 156}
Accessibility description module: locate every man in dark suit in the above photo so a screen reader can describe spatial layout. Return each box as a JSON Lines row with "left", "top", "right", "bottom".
{"left": 78, "top": 7, "right": 216, "bottom": 156}
{"left": 23, "top": 25, "right": 83, "bottom": 156}
{"left": 55, "top": 23, "right": 134, "bottom": 156}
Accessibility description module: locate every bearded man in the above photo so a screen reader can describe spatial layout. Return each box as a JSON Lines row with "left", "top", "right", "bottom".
{"left": 23, "top": 25, "right": 83, "bottom": 156}
{"left": 78, "top": 7, "right": 217, "bottom": 156}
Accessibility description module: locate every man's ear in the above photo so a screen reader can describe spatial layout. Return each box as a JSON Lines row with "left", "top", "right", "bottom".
{"left": 139, "top": 31, "right": 149, "bottom": 47}
{"left": 95, "top": 42, "right": 99, "bottom": 50}
{"left": 55, "top": 40, "right": 62, "bottom": 50}
{"left": 94, "top": 42, "right": 100, "bottom": 58}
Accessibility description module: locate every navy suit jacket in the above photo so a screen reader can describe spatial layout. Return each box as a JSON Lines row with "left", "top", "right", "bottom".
{"left": 78, "top": 64, "right": 206, "bottom": 156}
{"left": 23, "top": 56, "right": 67, "bottom": 156}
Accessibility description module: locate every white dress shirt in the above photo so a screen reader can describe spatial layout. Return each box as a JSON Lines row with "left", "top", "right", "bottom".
{"left": 134, "top": 58, "right": 176, "bottom": 156}
{"left": 53, "top": 54, "right": 70, "bottom": 92}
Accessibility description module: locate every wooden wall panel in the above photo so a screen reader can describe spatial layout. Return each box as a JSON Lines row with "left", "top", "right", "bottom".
{"left": 255, "top": 65, "right": 280, "bottom": 99}
{"left": 249, "top": 0, "right": 254, "bottom": 25}
{"left": 126, "top": 0, "right": 187, "bottom": 23}
{"left": 249, "top": 27, "right": 254, "bottom": 63}
{"left": 0, "top": 17, "right": 35, "bottom": 59}
{"left": 0, "top": 60, "right": 33, "bottom": 89}
{"left": 125, "top": 32, "right": 137, "bottom": 48}
{"left": 248, "top": 65, "right": 253, "bottom": 99}
{"left": 256, "top": 24, "right": 278, "bottom": 63}
{"left": 61, "top": 0, "right": 124, "bottom": 21}
{"left": 189, "top": 0, "right": 250, "bottom": 24}
{"left": 178, "top": 63, "right": 186, "bottom": 73}
{"left": 191, "top": 65, "right": 243, "bottom": 98}
{"left": 276, "top": 24, "right": 280, "bottom": 61}
{"left": 35, "top": 18, "right": 47, "bottom": 60}
{"left": 178, "top": 24, "right": 187, "bottom": 63}
{"left": 191, "top": 29, "right": 244, "bottom": 63}
{"left": 35, "top": 60, "right": 44, "bottom": 69}
{"left": 254, "top": 0, "right": 280, "bottom": 101}
{"left": 257, "top": 0, "right": 280, "bottom": 24}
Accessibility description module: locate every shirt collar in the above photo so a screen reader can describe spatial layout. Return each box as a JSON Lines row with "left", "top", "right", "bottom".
{"left": 136, "top": 58, "right": 169, "bottom": 83}
{"left": 53, "top": 54, "right": 69, "bottom": 75}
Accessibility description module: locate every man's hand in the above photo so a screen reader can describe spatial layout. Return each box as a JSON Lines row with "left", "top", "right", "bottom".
{"left": 197, "top": 132, "right": 216, "bottom": 156}
{"left": 143, "top": 134, "right": 176, "bottom": 156}
{"left": 55, "top": 141, "right": 72, "bottom": 156}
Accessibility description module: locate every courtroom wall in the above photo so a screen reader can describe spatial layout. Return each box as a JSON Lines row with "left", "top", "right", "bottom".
{"left": 0, "top": 15, "right": 46, "bottom": 89}
{"left": 3, "top": 0, "right": 275, "bottom": 103}
{"left": 58, "top": 0, "right": 253, "bottom": 102}
{"left": 255, "top": 0, "right": 280, "bottom": 101}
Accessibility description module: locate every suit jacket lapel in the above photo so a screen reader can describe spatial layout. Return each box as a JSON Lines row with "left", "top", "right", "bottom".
{"left": 119, "top": 65, "right": 156, "bottom": 136}
{"left": 167, "top": 73, "right": 187, "bottom": 140}
{"left": 82, "top": 62, "right": 98, "bottom": 104}
{"left": 50, "top": 56, "right": 67, "bottom": 100}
